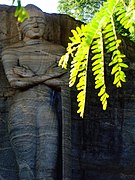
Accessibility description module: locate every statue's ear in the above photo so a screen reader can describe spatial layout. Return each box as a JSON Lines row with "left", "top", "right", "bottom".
{"left": 17, "top": 22, "right": 23, "bottom": 40}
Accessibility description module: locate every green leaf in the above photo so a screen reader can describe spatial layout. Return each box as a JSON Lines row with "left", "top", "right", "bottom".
{"left": 116, "top": 9, "right": 126, "bottom": 16}
{"left": 95, "top": 81, "right": 104, "bottom": 89}
{"left": 78, "top": 71, "right": 86, "bottom": 77}
{"left": 100, "top": 93, "right": 106, "bottom": 102}
{"left": 76, "top": 77, "right": 85, "bottom": 88}
{"left": 104, "top": 23, "right": 113, "bottom": 31}
{"left": 104, "top": 36, "right": 115, "bottom": 43}
{"left": 59, "top": 53, "right": 69, "bottom": 69}
{"left": 104, "top": 31, "right": 114, "bottom": 39}
{"left": 95, "top": 78, "right": 103, "bottom": 85}
{"left": 91, "top": 44, "right": 98, "bottom": 50}
{"left": 116, "top": 81, "right": 122, "bottom": 88}
{"left": 113, "top": 76, "right": 120, "bottom": 85}
{"left": 91, "top": 53, "right": 102, "bottom": 60}
{"left": 103, "top": 101, "right": 107, "bottom": 110}
{"left": 12, "top": 0, "right": 15, "bottom": 4}
{"left": 119, "top": 62, "right": 128, "bottom": 68}
{"left": 109, "top": 59, "right": 117, "bottom": 66}
{"left": 114, "top": 71, "right": 120, "bottom": 79}
{"left": 95, "top": 73, "right": 104, "bottom": 80}
{"left": 71, "top": 30, "right": 78, "bottom": 37}
{"left": 120, "top": 71, "right": 126, "bottom": 82}
{"left": 117, "top": 12, "right": 125, "bottom": 21}
{"left": 92, "top": 49, "right": 101, "bottom": 53}
{"left": 76, "top": 27, "right": 82, "bottom": 34}
{"left": 111, "top": 64, "right": 119, "bottom": 75}
{"left": 15, "top": 8, "right": 22, "bottom": 17}
{"left": 107, "top": 46, "right": 116, "bottom": 52}
{"left": 98, "top": 86, "right": 105, "bottom": 96}
{"left": 92, "top": 63, "right": 103, "bottom": 71}
{"left": 93, "top": 69, "right": 102, "bottom": 76}
{"left": 106, "top": 41, "right": 116, "bottom": 48}
{"left": 92, "top": 59, "right": 102, "bottom": 66}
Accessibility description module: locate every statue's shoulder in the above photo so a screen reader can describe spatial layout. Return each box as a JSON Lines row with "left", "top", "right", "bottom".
{"left": 2, "top": 41, "right": 24, "bottom": 55}
{"left": 43, "top": 41, "right": 65, "bottom": 55}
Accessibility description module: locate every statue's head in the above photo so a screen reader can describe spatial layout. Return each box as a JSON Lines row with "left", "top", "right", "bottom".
{"left": 18, "top": 4, "right": 45, "bottom": 41}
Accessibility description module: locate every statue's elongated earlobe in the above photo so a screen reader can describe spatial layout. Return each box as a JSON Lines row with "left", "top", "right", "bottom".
{"left": 17, "top": 22, "right": 23, "bottom": 40}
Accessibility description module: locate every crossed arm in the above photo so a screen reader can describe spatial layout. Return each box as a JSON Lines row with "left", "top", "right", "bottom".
{"left": 12, "top": 65, "right": 67, "bottom": 88}
{"left": 2, "top": 53, "right": 68, "bottom": 89}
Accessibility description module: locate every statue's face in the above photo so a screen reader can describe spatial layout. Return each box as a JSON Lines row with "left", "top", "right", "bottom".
{"left": 20, "top": 12, "right": 45, "bottom": 39}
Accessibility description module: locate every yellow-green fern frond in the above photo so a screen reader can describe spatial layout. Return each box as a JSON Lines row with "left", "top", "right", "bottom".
{"left": 59, "top": 25, "right": 84, "bottom": 69}
{"left": 103, "top": 16, "right": 128, "bottom": 87}
{"left": 75, "top": 46, "right": 89, "bottom": 117}
{"left": 115, "top": 0, "right": 135, "bottom": 40}
{"left": 14, "top": 0, "right": 29, "bottom": 22}
{"left": 59, "top": 0, "right": 131, "bottom": 118}
{"left": 91, "top": 30, "right": 109, "bottom": 110}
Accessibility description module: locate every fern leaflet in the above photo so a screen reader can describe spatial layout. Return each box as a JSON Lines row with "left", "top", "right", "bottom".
{"left": 91, "top": 30, "right": 109, "bottom": 110}
{"left": 103, "top": 15, "right": 128, "bottom": 88}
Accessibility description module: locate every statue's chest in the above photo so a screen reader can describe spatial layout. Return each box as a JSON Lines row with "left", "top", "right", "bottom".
{"left": 18, "top": 51, "right": 60, "bottom": 75}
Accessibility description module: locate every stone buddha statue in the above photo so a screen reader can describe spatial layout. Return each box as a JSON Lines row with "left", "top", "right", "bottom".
{"left": 2, "top": 4, "right": 67, "bottom": 180}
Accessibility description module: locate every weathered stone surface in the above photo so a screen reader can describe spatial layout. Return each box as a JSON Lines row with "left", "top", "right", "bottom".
{"left": 0, "top": 4, "right": 81, "bottom": 180}
{"left": 0, "top": 4, "right": 135, "bottom": 180}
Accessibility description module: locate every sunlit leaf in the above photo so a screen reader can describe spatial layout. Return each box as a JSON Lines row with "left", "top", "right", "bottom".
{"left": 120, "top": 71, "right": 126, "bottom": 82}
{"left": 116, "top": 81, "right": 122, "bottom": 88}
{"left": 98, "top": 86, "right": 105, "bottom": 96}
{"left": 92, "top": 63, "right": 103, "bottom": 71}
{"left": 111, "top": 64, "right": 119, "bottom": 75}
{"left": 95, "top": 73, "right": 104, "bottom": 80}
{"left": 91, "top": 54, "right": 102, "bottom": 60}
{"left": 119, "top": 62, "right": 128, "bottom": 68}
{"left": 95, "top": 81, "right": 104, "bottom": 89}
{"left": 12, "top": 0, "right": 15, "bottom": 4}
{"left": 103, "top": 101, "right": 107, "bottom": 110}
{"left": 113, "top": 75, "right": 120, "bottom": 85}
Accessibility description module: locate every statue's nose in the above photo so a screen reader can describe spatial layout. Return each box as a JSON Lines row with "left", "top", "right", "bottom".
{"left": 33, "top": 22, "right": 38, "bottom": 28}
{"left": 32, "top": 18, "right": 38, "bottom": 27}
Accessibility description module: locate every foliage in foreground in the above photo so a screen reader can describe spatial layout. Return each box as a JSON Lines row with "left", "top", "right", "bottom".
{"left": 59, "top": 0, "right": 135, "bottom": 117}
{"left": 58, "top": 0, "right": 104, "bottom": 22}
{"left": 12, "top": 0, "right": 29, "bottom": 22}
{"left": 12, "top": 0, "right": 135, "bottom": 118}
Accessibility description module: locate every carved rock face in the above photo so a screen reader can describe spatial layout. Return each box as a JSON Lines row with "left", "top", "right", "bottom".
{"left": 18, "top": 5, "right": 46, "bottom": 41}
{"left": 0, "top": 4, "right": 81, "bottom": 180}
{"left": 20, "top": 17, "right": 45, "bottom": 40}
{"left": 1, "top": 4, "right": 68, "bottom": 180}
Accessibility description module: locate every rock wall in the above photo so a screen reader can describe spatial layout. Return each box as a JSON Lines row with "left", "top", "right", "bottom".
{"left": 0, "top": 5, "right": 135, "bottom": 180}
{"left": 71, "top": 37, "right": 135, "bottom": 180}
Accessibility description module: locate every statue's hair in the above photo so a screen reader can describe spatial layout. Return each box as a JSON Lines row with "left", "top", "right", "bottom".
{"left": 25, "top": 4, "right": 42, "bottom": 11}
{"left": 25, "top": 4, "right": 45, "bottom": 18}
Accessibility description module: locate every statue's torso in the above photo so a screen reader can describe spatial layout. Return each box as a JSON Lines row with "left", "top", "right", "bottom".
{"left": 16, "top": 42, "right": 65, "bottom": 75}
{"left": 2, "top": 41, "right": 65, "bottom": 98}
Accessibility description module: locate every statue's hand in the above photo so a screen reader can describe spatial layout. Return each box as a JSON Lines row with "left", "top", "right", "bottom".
{"left": 44, "top": 68, "right": 69, "bottom": 89}
{"left": 44, "top": 78, "right": 68, "bottom": 88}
{"left": 13, "top": 65, "right": 35, "bottom": 77}
{"left": 46, "top": 66, "right": 66, "bottom": 79}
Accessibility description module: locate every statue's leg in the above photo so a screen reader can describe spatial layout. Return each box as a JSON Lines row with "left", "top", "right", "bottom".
{"left": 8, "top": 99, "right": 37, "bottom": 180}
{"left": 36, "top": 91, "right": 59, "bottom": 180}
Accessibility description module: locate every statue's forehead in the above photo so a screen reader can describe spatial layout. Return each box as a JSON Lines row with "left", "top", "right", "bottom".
{"left": 26, "top": 9, "right": 44, "bottom": 18}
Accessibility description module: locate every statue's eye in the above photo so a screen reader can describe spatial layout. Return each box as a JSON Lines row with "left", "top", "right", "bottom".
{"left": 36, "top": 17, "right": 45, "bottom": 23}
